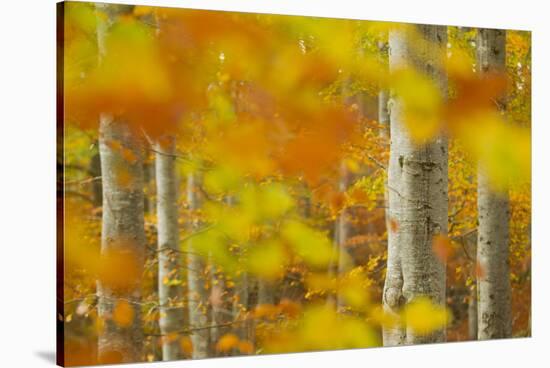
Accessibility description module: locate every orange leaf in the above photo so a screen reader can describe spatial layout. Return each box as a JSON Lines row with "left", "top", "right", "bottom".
{"left": 112, "top": 300, "right": 134, "bottom": 328}
{"left": 329, "top": 191, "right": 346, "bottom": 215}
{"left": 99, "top": 240, "right": 142, "bottom": 293}
{"left": 389, "top": 218, "right": 399, "bottom": 233}
{"left": 180, "top": 336, "right": 193, "bottom": 356}
{"left": 475, "top": 261, "right": 486, "bottom": 279}
{"left": 432, "top": 234, "right": 454, "bottom": 262}
{"left": 253, "top": 303, "right": 281, "bottom": 319}
{"left": 216, "top": 333, "right": 240, "bottom": 352}
{"left": 238, "top": 340, "right": 254, "bottom": 354}
{"left": 278, "top": 298, "right": 301, "bottom": 319}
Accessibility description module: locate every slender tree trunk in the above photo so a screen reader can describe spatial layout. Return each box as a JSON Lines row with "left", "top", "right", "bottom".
{"left": 144, "top": 160, "right": 156, "bottom": 215}
{"left": 95, "top": 3, "right": 146, "bottom": 364}
{"left": 466, "top": 234, "right": 478, "bottom": 341}
{"left": 475, "top": 28, "right": 512, "bottom": 340}
{"left": 334, "top": 162, "right": 350, "bottom": 311}
{"left": 186, "top": 173, "right": 210, "bottom": 358}
{"left": 229, "top": 192, "right": 250, "bottom": 342}
{"left": 468, "top": 285, "right": 478, "bottom": 340}
{"left": 155, "top": 137, "right": 184, "bottom": 360}
{"left": 209, "top": 263, "right": 228, "bottom": 355}
{"left": 89, "top": 150, "right": 102, "bottom": 207}
{"left": 384, "top": 24, "right": 448, "bottom": 345}
{"left": 232, "top": 269, "right": 249, "bottom": 340}
{"left": 257, "top": 280, "right": 275, "bottom": 305}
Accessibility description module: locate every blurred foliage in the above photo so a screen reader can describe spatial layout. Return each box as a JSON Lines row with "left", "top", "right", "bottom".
{"left": 61, "top": 2, "right": 531, "bottom": 364}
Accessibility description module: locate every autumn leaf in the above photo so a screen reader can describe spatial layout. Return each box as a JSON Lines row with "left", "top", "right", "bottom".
{"left": 238, "top": 340, "right": 255, "bottom": 354}
{"left": 475, "top": 261, "right": 486, "bottom": 279}
{"left": 389, "top": 218, "right": 399, "bottom": 233}
{"left": 253, "top": 304, "right": 280, "bottom": 319}
{"left": 180, "top": 336, "right": 194, "bottom": 356}
{"left": 432, "top": 234, "right": 455, "bottom": 263}
{"left": 112, "top": 300, "right": 135, "bottom": 328}
{"left": 401, "top": 297, "right": 451, "bottom": 335}
{"left": 278, "top": 298, "right": 302, "bottom": 319}
{"left": 98, "top": 241, "right": 142, "bottom": 293}
{"left": 216, "top": 333, "right": 240, "bottom": 352}
{"left": 247, "top": 240, "right": 287, "bottom": 280}
{"left": 391, "top": 67, "right": 443, "bottom": 143}
{"left": 281, "top": 220, "right": 335, "bottom": 268}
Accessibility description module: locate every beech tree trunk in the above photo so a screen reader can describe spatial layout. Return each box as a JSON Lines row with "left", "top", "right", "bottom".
{"left": 97, "top": 116, "right": 146, "bottom": 363}
{"left": 155, "top": 137, "right": 184, "bottom": 360}
{"left": 383, "top": 24, "right": 448, "bottom": 345}
{"left": 334, "top": 162, "right": 351, "bottom": 311}
{"left": 95, "top": 3, "right": 146, "bottom": 364}
{"left": 186, "top": 173, "right": 210, "bottom": 358}
{"left": 468, "top": 285, "right": 478, "bottom": 340}
{"left": 476, "top": 28, "right": 512, "bottom": 340}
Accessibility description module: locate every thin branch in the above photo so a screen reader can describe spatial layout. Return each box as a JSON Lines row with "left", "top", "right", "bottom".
{"left": 365, "top": 154, "right": 387, "bottom": 170}
{"left": 65, "top": 176, "right": 102, "bottom": 186}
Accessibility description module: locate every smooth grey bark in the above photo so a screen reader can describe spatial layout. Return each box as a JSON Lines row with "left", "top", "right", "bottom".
{"left": 384, "top": 24, "right": 448, "bottom": 345}
{"left": 186, "top": 173, "right": 210, "bottom": 358}
{"left": 475, "top": 28, "right": 512, "bottom": 340}
{"left": 95, "top": 3, "right": 145, "bottom": 363}
{"left": 466, "top": 234, "right": 478, "bottom": 341}
{"left": 468, "top": 285, "right": 478, "bottom": 340}
{"left": 155, "top": 137, "right": 184, "bottom": 360}
{"left": 333, "top": 162, "right": 351, "bottom": 311}
{"left": 379, "top": 30, "right": 407, "bottom": 347}
{"left": 97, "top": 116, "right": 146, "bottom": 363}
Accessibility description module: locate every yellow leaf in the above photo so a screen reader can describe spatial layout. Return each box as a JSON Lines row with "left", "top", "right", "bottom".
{"left": 391, "top": 68, "right": 443, "bottom": 143}
{"left": 369, "top": 305, "right": 400, "bottom": 328}
{"left": 401, "top": 297, "right": 451, "bottom": 335}
{"left": 247, "top": 240, "right": 286, "bottom": 280}
{"left": 281, "top": 221, "right": 334, "bottom": 268}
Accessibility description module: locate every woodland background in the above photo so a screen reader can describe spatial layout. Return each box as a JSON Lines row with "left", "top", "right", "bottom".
{"left": 58, "top": 1, "right": 531, "bottom": 366}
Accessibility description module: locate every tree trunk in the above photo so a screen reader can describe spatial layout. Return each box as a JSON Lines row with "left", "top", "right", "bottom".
{"left": 334, "top": 162, "right": 351, "bottom": 312}
{"left": 89, "top": 150, "right": 102, "bottom": 207}
{"left": 384, "top": 24, "right": 448, "bottom": 345}
{"left": 209, "top": 263, "right": 228, "bottom": 355}
{"left": 97, "top": 116, "right": 146, "bottom": 363}
{"left": 155, "top": 137, "right": 184, "bottom": 360}
{"left": 232, "top": 269, "right": 249, "bottom": 340}
{"left": 475, "top": 28, "right": 512, "bottom": 340}
{"left": 468, "top": 285, "right": 478, "bottom": 340}
{"left": 378, "top": 31, "right": 406, "bottom": 346}
{"left": 186, "top": 173, "right": 210, "bottom": 358}
{"left": 95, "top": 3, "right": 146, "bottom": 364}
{"left": 229, "top": 193, "right": 250, "bottom": 343}
{"left": 257, "top": 279, "right": 275, "bottom": 305}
